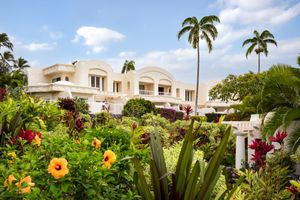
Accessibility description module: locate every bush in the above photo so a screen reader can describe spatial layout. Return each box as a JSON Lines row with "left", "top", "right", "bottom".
{"left": 94, "top": 112, "right": 112, "bottom": 126}
{"left": 58, "top": 98, "right": 76, "bottom": 112}
{"left": 205, "top": 113, "right": 223, "bottom": 122}
{"left": 74, "top": 97, "right": 89, "bottom": 114}
{"left": 192, "top": 115, "right": 207, "bottom": 122}
{"left": 158, "top": 108, "right": 177, "bottom": 122}
{"left": 122, "top": 98, "right": 157, "bottom": 118}
{"left": 0, "top": 88, "right": 7, "bottom": 102}
{"left": 0, "top": 126, "right": 139, "bottom": 199}
{"left": 175, "top": 111, "right": 184, "bottom": 120}
{"left": 224, "top": 113, "right": 242, "bottom": 121}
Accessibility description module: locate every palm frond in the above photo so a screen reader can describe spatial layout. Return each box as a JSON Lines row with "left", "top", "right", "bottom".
{"left": 261, "top": 30, "right": 275, "bottom": 39}
{"left": 199, "top": 15, "right": 220, "bottom": 25}
{"left": 245, "top": 43, "right": 256, "bottom": 58}
{"left": 264, "top": 39, "right": 277, "bottom": 47}
{"left": 202, "top": 31, "right": 213, "bottom": 52}
{"left": 287, "top": 126, "right": 300, "bottom": 152}
{"left": 201, "top": 24, "right": 218, "bottom": 40}
{"left": 0, "top": 33, "right": 13, "bottom": 51}
{"left": 253, "top": 30, "right": 260, "bottom": 38}
{"left": 178, "top": 26, "right": 193, "bottom": 40}
{"left": 182, "top": 17, "right": 198, "bottom": 27}
{"left": 242, "top": 38, "right": 256, "bottom": 47}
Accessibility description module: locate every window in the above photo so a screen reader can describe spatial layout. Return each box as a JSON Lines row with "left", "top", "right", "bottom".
{"left": 90, "top": 75, "right": 104, "bottom": 91}
{"left": 65, "top": 76, "right": 69, "bottom": 81}
{"left": 139, "top": 85, "right": 145, "bottom": 91}
{"left": 113, "top": 82, "right": 121, "bottom": 92}
{"left": 185, "top": 90, "right": 193, "bottom": 101}
{"left": 158, "top": 87, "right": 164, "bottom": 95}
{"left": 52, "top": 77, "right": 61, "bottom": 83}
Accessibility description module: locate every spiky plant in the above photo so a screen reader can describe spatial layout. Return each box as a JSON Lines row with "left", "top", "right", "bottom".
{"left": 178, "top": 15, "right": 220, "bottom": 116}
{"left": 242, "top": 30, "right": 277, "bottom": 73}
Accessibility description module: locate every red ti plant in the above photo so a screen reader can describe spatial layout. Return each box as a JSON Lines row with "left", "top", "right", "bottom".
{"left": 183, "top": 105, "right": 193, "bottom": 120}
{"left": 0, "top": 88, "right": 7, "bottom": 102}
{"left": 269, "top": 131, "right": 287, "bottom": 145}
{"left": 249, "top": 138, "right": 274, "bottom": 167}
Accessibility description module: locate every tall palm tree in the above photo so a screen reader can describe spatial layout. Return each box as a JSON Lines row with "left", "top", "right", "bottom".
{"left": 297, "top": 54, "right": 300, "bottom": 66}
{"left": 0, "top": 33, "right": 13, "bottom": 50}
{"left": 121, "top": 60, "right": 135, "bottom": 74}
{"left": 0, "top": 33, "right": 14, "bottom": 72}
{"left": 13, "top": 57, "right": 30, "bottom": 70}
{"left": 242, "top": 30, "right": 277, "bottom": 73}
{"left": 178, "top": 16, "right": 220, "bottom": 116}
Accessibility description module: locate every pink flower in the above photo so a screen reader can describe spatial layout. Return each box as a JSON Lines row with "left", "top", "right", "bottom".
{"left": 249, "top": 139, "right": 274, "bottom": 167}
{"left": 16, "top": 129, "right": 42, "bottom": 143}
{"left": 269, "top": 131, "right": 287, "bottom": 144}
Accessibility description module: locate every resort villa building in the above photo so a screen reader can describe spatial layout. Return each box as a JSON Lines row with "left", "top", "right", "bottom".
{"left": 25, "top": 60, "right": 233, "bottom": 114}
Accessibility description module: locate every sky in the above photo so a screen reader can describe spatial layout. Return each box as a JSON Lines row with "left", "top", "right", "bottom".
{"left": 1, "top": 0, "right": 300, "bottom": 83}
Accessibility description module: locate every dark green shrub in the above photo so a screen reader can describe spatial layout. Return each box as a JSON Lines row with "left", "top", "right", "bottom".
{"left": 122, "top": 98, "right": 157, "bottom": 118}
{"left": 94, "top": 112, "right": 112, "bottom": 126}
{"left": 158, "top": 108, "right": 177, "bottom": 122}
{"left": 175, "top": 111, "right": 184, "bottom": 120}
{"left": 74, "top": 97, "right": 89, "bottom": 114}
{"left": 224, "top": 113, "right": 243, "bottom": 121}
{"left": 205, "top": 113, "right": 223, "bottom": 122}
{"left": 58, "top": 98, "right": 75, "bottom": 112}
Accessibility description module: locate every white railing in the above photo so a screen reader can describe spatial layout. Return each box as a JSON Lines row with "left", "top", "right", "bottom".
{"left": 158, "top": 92, "right": 171, "bottom": 96}
{"left": 139, "top": 90, "right": 154, "bottom": 95}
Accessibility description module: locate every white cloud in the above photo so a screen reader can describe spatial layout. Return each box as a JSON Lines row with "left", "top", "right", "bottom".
{"left": 72, "top": 26, "right": 125, "bottom": 53}
{"left": 28, "top": 59, "right": 39, "bottom": 67}
{"left": 118, "top": 51, "right": 136, "bottom": 58}
{"left": 22, "top": 42, "right": 54, "bottom": 51}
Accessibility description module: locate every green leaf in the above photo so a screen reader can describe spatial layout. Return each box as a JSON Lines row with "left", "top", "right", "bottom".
{"left": 196, "top": 125, "right": 232, "bottom": 199}
{"left": 184, "top": 161, "right": 200, "bottom": 200}
{"left": 150, "top": 159, "right": 161, "bottom": 200}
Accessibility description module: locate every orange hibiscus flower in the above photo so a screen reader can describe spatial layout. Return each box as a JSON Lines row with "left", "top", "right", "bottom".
{"left": 33, "top": 134, "right": 41, "bottom": 146}
{"left": 15, "top": 176, "right": 35, "bottom": 194}
{"left": 4, "top": 175, "right": 16, "bottom": 188}
{"left": 92, "top": 138, "right": 101, "bottom": 149}
{"left": 48, "top": 158, "right": 69, "bottom": 179}
{"left": 103, "top": 150, "right": 117, "bottom": 168}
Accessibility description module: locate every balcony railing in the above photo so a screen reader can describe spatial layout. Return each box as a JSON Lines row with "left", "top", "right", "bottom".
{"left": 139, "top": 90, "right": 154, "bottom": 95}
{"left": 159, "top": 92, "right": 171, "bottom": 96}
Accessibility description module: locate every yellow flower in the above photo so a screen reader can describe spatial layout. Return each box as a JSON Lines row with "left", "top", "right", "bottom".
{"left": 33, "top": 135, "right": 41, "bottom": 147}
{"left": 48, "top": 158, "right": 69, "bottom": 179}
{"left": 15, "top": 176, "right": 35, "bottom": 194}
{"left": 76, "top": 139, "right": 81, "bottom": 144}
{"left": 8, "top": 152, "right": 17, "bottom": 159}
{"left": 92, "top": 138, "right": 101, "bottom": 149}
{"left": 103, "top": 150, "right": 116, "bottom": 168}
{"left": 4, "top": 175, "right": 16, "bottom": 188}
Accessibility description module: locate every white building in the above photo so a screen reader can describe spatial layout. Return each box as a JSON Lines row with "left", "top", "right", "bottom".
{"left": 24, "top": 60, "right": 232, "bottom": 114}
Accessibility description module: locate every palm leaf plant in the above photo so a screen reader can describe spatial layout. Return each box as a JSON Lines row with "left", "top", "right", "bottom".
{"left": 242, "top": 30, "right": 277, "bottom": 73}
{"left": 260, "top": 64, "right": 300, "bottom": 152}
{"left": 178, "top": 16, "right": 220, "bottom": 116}
{"left": 121, "top": 60, "right": 135, "bottom": 74}
{"left": 131, "top": 118, "right": 242, "bottom": 199}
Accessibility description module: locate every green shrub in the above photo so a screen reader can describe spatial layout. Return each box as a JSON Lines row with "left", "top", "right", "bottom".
{"left": 175, "top": 111, "right": 184, "bottom": 120}
{"left": 94, "top": 112, "right": 112, "bottom": 126}
{"left": 192, "top": 115, "right": 207, "bottom": 122}
{"left": 0, "top": 126, "right": 139, "bottom": 199}
{"left": 122, "top": 98, "right": 157, "bottom": 118}
{"left": 74, "top": 97, "right": 90, "bottom": 114}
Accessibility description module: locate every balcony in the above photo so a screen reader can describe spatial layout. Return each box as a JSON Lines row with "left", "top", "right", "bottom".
{"left": 158, "top": 92, "right": 171, "bottom": 96}
{"left": 43, "top": 64, "right": 75, "bottom": 76}
{"left": 139, "top": 90, "right": 154, "bottom": 95}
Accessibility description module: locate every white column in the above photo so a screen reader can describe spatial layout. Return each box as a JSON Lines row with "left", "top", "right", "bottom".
{"left": 235, "top": 131, "right": 247, "bottom": 169}
{"left": 154, "top": 82, "right": 158, "bottom": 96}
{"left": 171, "top": 85, "right": 176, "bottom": 97}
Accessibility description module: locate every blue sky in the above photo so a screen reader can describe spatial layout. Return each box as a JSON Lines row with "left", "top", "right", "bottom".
{"left": 1, "top": 0, "right": 300, "bottom": 83}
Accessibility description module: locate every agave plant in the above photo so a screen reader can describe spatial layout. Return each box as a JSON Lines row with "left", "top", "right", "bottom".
{"left": 260, "top": 64, "right": 300, "bottom": 152}
{"left": 131, "top": 118, "right": 243, "bottom": 200}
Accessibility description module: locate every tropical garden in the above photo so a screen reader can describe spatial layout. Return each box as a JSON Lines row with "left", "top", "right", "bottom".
{"left": 0, "top": 13, "right": 300, "bottom": 200}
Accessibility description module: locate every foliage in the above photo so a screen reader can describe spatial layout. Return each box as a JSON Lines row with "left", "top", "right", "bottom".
{"left": 260, "top": 65, "right": 300, "bottom": 152}
{"left": 0, "top": 88, "right": 7, "bottom": 102}
{"left": 175, "top": 111, "right": 184, "bottom": 121}
{"left": 209, "top": 72, "right": 265, "bottom": 102}
{"left": 223, "top": 113, "right": 243, "bottom": 121}
{"left": 178, "top": 15, "right": 220, "bottom": 115}
{"left": 60, "top": 111, "right": 85, "bottom": 139}
{"left": 0, "top": 33, "right": 29, "bottom": 90}
{"left": 205, "top": 113, "right": 223, "bottom": 122}
{"left": 239, "top": 166, "right": 291, "bottom": 199}
{"left": 196, "top": 122, "right": 235, "bottom": 166}
{"left": 122, "top": 98, "right": 157, "bottom": 118}
{"left": 0, "top": 126, "right": 139, "bottom": 199}
{"left": 121, "top": 60, "right": 135, "bottom": 74}
{"left": 183, "top": 105, "right": 193, "bottom": 120}
{"left": 248, "top": 139, "right": 274, "bottom": 168}
{"left": 58, "top": 98, "right": 76, "bottom": 112}
{"left": 74, "top": 97, "right": 90, "bottom": 114}
{"left": 158, "top": 108, "right": 177, "bottom": 122}
{"left": 131, "top": 119, "right": 241, "bottom": 199}
{"left": 0, "top": 93, "right": 62, "bottom": 146}
{"left": 94, "top": 112, "right": 112, "bottom": 126}
{"left": 297, "top": 55, "right": 300, "bottom": 66}
{"left": 242, "top": 30, "right": 277, "bottom": 73}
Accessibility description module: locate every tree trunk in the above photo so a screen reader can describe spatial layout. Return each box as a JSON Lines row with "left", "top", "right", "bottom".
{"left": 258, "top": 52, "right": 261, "bottom": 73}
{"left": 194, "top": 44, "right": 200, "bottom": 116}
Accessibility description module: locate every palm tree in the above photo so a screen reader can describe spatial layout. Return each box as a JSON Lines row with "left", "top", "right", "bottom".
{"left": 261, "top": 64, "right": 300, "bottom": 152}
{"left": 242, "top": 30, "right": 277, "bottom": 73}
{"left": 297, "top": 54, "right": 300, "bottom": 66}
{"left": 178, "top": 16, "right": 220, "bottom": 116}
{"left": 13, "top": 57, "right": 30, "bottom": 71}
{"left": 0, "top": 33, "right": 13, "bottom": 50}
{"left": 121, "top": 60, "right": 135, "bottom": 74}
